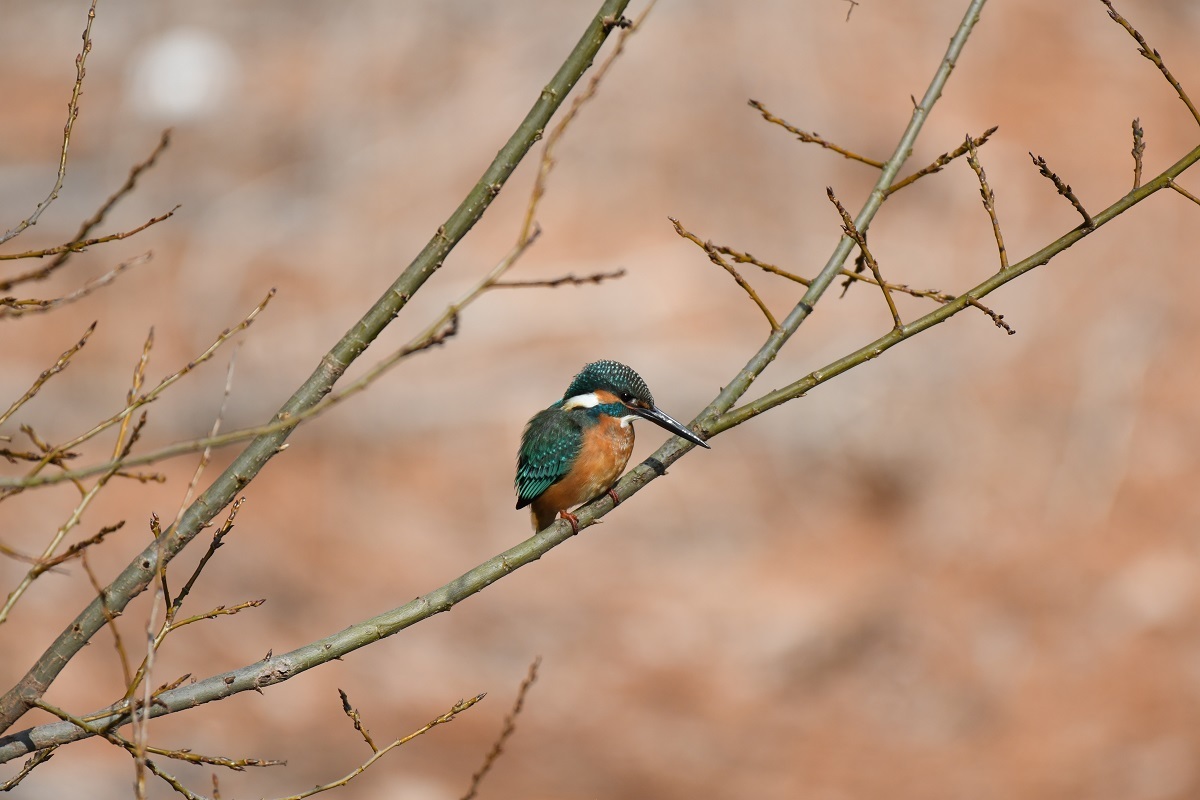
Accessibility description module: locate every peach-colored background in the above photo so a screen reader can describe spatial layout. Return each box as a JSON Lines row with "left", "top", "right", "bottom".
{"left": 3, "top": 1, "right": 1200, "bottom": 798}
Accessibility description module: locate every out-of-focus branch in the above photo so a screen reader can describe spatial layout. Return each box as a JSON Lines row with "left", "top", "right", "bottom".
{"left": 0, "top": 1, "right": 97, "bottom": 246}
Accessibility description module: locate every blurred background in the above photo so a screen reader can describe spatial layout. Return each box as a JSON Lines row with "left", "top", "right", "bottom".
{"left": 3, "top": 0, "right": 1200, "bottom": 797}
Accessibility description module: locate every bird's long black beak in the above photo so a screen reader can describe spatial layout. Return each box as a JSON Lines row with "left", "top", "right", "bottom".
{"left": 630, "top": 405, "right": 711, "bottom": 449}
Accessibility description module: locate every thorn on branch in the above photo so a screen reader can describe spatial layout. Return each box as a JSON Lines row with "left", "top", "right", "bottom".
{"left": 748, "top": 99, "right": 885, "bottom": 168}
{"left": 1029, "top": 153, "right": 1094, "bottom": 229}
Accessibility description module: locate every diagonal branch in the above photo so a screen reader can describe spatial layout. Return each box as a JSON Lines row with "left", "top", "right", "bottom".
{"left": 1101, "top": 0, "right": 1200, "bottom": 128}
{"left": 748, "top": 99, "right": 885, "bottom": 168}
{"left": 670, "top": 217, "right": 779, "bottom": 330}
{"left": 0, "top": 0, "right": 633, "bottom": 735}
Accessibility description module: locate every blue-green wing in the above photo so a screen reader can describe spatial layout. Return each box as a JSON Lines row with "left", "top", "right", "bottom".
{"left": 516, "top": 409, "right": 583, "bottom": 508}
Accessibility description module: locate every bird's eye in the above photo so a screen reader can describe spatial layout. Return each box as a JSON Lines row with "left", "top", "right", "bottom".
{"left": 620, "top": 391, "right": 635, "bottom": 404}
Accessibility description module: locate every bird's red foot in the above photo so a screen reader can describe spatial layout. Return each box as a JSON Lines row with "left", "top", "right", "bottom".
{"left": 558, "top": 511, "right": 580, "bottom": 534}
{"left": 606, "top": 488, "right": 620, "bottom": 506}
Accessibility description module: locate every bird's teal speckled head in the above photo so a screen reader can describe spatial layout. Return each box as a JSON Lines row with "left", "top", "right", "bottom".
{"left": 562, "top": 360, "right": 654, "bottom": 407}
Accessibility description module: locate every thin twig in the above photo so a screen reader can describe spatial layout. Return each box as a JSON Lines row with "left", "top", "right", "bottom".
{"left": 827, "top": 188, "right": 902, "bottom": 328}
{"left": 1131, "top": 118, "right": 1146, "bottom": 190}
{"left": 967, "top": 298, "right": 1015, "bottom": 335}
{"left": 0, "top": 132, "right": 173, "bottom": 289}
{"left": 748, "top": 99, "right": 885, "bottom": 168}
{"left": 339, "top": 690, "right": 379, "bottom": 753}
{"left": 1030, "top": 153, "right": 1094, "bottom": 228}
{"left": 491, "top": 269, "right": 626, "bottom": 288}
{"left": 0, "top": 207, "right": 178, "bottom": 262}
{"left": 965, "top": 135, "right": 1009, "bottom": 270}
{"left": 0, "top": 1, "right": 97, "bottom": 246}
{"left": 886, "top": 125, "right": 999, "bottom": 195}
{"left": 0, "top": 252, "right": 152, "bottom": 318}
{"left": 0, "top": 747, "right": 55, "bottom": 791}
{"left": 275, "top": 694, "right": 486, "bottom": 800}
{"left": 0, "top": 322, "right": 96, "bottom": 428}
{"left": 1101, "top": 0, "right": 1200, "bottom": 128}
{"left": 462, "top": 657, "right": 540, "bottom": 800}
{"left": 1168, "top": 178, "right": 1200, "bottom": 206}
{"left": 670, "top": 217, "right": 780, "bottom": 330}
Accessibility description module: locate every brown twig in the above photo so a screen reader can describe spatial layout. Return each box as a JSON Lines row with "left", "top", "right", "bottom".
{"left": 827, "top": 188, "right": 902, "bottom": 328}
{"left": 338, "top": 689, "right": 379, "bottom": 753}
{"left": 0, "top": 746, "right": 55, "bottom": 791}
{"left": 0, "top": 131, "right": 173, "bottom": 290}
{"left": 670, "top": 217, "right": 780, "bottom": 330}
{"left": 275, "top": 694, "right": 486, "bottom": 800}
{"left": 1131, "top": 118, "right": 1146, "bottom": 190}
{"left": 0, "top": 207, "right": 178, "bottom": 262}
{"left": 0, "top": 322, "right": 96, "bottom": 428}
{"left": 748, "top": 99, "right": 885, "bottom": 168}
{"left": 81, "top": 550, "right": 133, "bottom": 689}
{"left": 886, "top": 125, "right": 999, "bottom": 195}
{"left": 491, "top": 269, "right": 626, "bottom": 288}
{"left": 1029, "top": 153, "right": 1094, "bottom": 228}
{"left": 461, "top": 657, "right": 541, "bottom": 800}
{"left": 1101, "top": 0, "right": 1200, "bottom": 128}
{"left": 965, "top": 135, "right": 1009, "bottom": 270}
{"left": 0, "top": 252, "right": 152, "bottom": 318}
{"left": 0, "top": 1, "right": 97, "bottom": 246}
{"left": 967, "top": 298, "right": 1016, "bottom": 335}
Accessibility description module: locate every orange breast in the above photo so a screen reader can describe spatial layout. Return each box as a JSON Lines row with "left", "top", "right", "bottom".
{"left": 529, "top": 415, "right": 635, "bottom": 530}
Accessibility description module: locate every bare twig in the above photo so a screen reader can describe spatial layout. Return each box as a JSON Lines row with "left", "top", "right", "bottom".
{"left": 0, "top": 252, "right": 152, "bottom": 318}
{"left": 0, "top": 207, "right": 178, "bottom": 262}
{"left": 0, "top": 322, "right": 96, "bottom": 428}
{"left": 0, "top": 1, "right": 97, "bottom": 246}
{"left": 275, "top": 694, "right": 486, "bottom": 800}
{"left": 886, "top": 125, "right": 999, "bottom": 195}
{"left": 1030, "top": 153, "right": 1094, "bottom": 228}
{"left": 492, "top": 269, "right": 626, "bottom": 288}
{"left": 1131, "top": 118, "right": 1146, "bottom": 190}
{"left": 1101, "top": 0, "right": 1200, "bottom": 128}
{"left": 965, "top": 135, "right": 1009, "bottom": 270}
{"left": 0, "top": 746, "right": 54, "bottom": 791}
{"left": 338, "top": 690, "right": 378, "bottom": 753}
{"left": 0, "top": 131, "right": 173, "bottom": 290}
{"left": 670, "top": 217, "right": 780, "bottom": 330}
{"left": 967, "top": 298, "right": 1015, "bottom": 335}
{"left": 462, "top": 657, "right": 541, "bottom": 800}
{"left": 827, "top": 188, "right": 902, "bottom": 328}
{"left": 748, "top": 99, "right": 885, "bottom": 168}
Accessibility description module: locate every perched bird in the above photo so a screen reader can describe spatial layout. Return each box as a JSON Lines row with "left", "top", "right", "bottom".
{"left": 516, "top": 360, "right": 710, "bottom": 531}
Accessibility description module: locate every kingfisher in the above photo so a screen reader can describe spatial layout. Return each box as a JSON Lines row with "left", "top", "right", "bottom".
{"left": 516, "top": 360, "right": 710, "bottom": 532}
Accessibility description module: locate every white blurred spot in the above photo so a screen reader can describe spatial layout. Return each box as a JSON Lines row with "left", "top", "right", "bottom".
{"left": 127, "top": 28, "right": 236, "bottom": 121}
